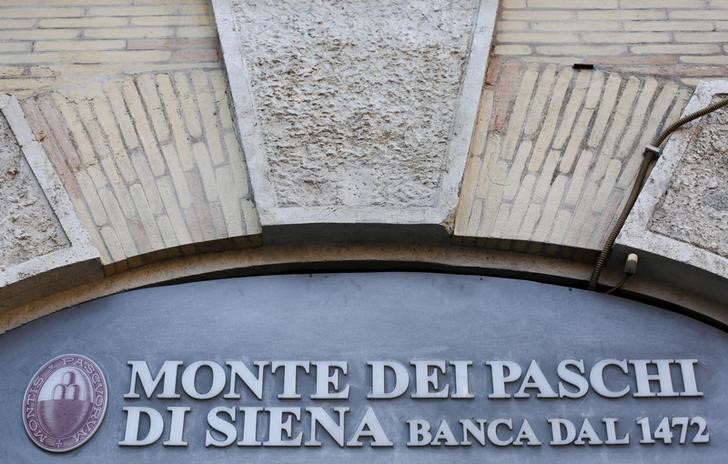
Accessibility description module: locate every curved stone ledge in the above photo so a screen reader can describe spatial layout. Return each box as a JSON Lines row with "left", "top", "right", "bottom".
{"left": 1, "top": 242, "right": 726, "bottom": 336}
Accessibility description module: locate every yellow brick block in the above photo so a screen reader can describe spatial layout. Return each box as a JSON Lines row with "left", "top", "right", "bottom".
{"left": 177, "top": 26, "right": 218, "bottom": 38}
{"left": 531, "top": 21, "right": 621, "bottom": 31}
{"left": 494, "top": 45, "right": 532, "bottom": 55}
{"left": 87, "top": 6, "right": 178, "bottom": 16}
{"left": 34, "top": 40, "right": 126, "bottom": 52}
{"left": 192, "top": 142, "right": 219, "bottom": 202}
{"left": 191, "top": 70, "right": 225, "bottom": 165}
{"left": 669, "top": 10, "right": 728, "bottom": 19}
{"left": 625, "top": 21, "right": 714, "bottom": 31}
{"left": 210, "top": 70, "right": 233, "bottom": 130}
{"left": 498, "top": 32, "right": 579, "bottom": 43}
{"left": 2, "top": 7, "right": 85, "bottom": 18}
{"left": 620, "top": 0, "right": 705, "bottom": 7}
{"left": 578, "top": 10, "right": 666, "bottom": 20}
{"left": 215, "top": 165, "right": 244, "bottom": 236}
{"left": 502, "top": 10, "right": 575, "bottom": 20}
{"left": 581, "top": 32, "right": 670, "bottom": 43}
{"left": 84, "top": 27, "right": 175, "bottom": 39}
{"left": 129, "top": 183, "right": 164, "bottom": 250}
{"left": 496, "top": 21, "right": 529, "bottom": 31}
{"left": 0, "top": 19, "right": 37, "bottom": 29}
{"left": 630, "top": 44, "right": 722, "bottom": 54}
{"left": 0, "top": 42, "right": 32, "bottom": 53}
{"left": 121, "top": 77, "right": 167, "bottom": 177}
{"left": 137, "top": 73, "right": 171, "bottom": 143}
{"left": 159, "top": 143, "right": 193, "bottom": 209}
{"left": 131, "top": 15, "right": 213, "bottom": 27}
{"left": 536, "top": 45, "right": 626, "bottom": 55}
{"left": 157, "top": 74, "right": 195, "bottom": 171}
{"left": 174, "top": 72, "right": 202, "bottom": 139}
{"left": 679, "top": 55, "right": 728, "bottom": 64}
{"left": 98, "top": 187, "right": 138, "bottom": 257}
{"left": 156, "top": 175, "right": 192, "bottom": 244}
{"left": 74, "top": 50, "right": 172, "bottom": 63}
{"left": 76, "top": 171, "right": 109, "bottom": 226}
{"left": 0, "top": 29, "right": 79, "bottom": 40}
{"left": 528, "top": 0, "right": 617, "bottom": 7}
{"left": 674, "top": 32, "right": 728, "bottom": 43}
{"left": 179, "top": 5, "right": 212, "bottom": 15}
{"left": 38, "top": 17, "right": 129, "bottom": 28}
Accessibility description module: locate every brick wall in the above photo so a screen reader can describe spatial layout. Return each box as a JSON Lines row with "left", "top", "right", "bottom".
{"left": 0, "top": 0, "right": 220, "bottom": 98}
{"left": 455, "top": 63, "right": 691, "bottom": 253}
{"left": 495, "top": 0, "right": 728, "bottom": 86}
{"left": 0, "top": 0, "right": 258, "bottom": 271}
{"left": 454, "top": 1, "right": 728, "bottom": 252}
{"left": 2, "top": 0, "right": 725, "bottom": 262}
{"left": 22, "top": 69, "right": 260, "bottom": 270}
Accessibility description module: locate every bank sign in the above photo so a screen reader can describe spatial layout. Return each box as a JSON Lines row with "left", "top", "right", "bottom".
{"left": 3, "top": 273, "right": 727, "bottom": 463}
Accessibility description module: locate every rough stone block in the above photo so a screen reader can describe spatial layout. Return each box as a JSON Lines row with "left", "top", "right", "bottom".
{"left": 617, "top": 80, "right": 728, "bottom": 292}
{"left": 0, "top": 94, "right": 101, "bottom": 310}
{"left": 213, "top": 0, "right": 497, "bottom": 229}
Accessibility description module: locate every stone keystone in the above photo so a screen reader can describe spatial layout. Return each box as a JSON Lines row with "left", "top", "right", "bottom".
{"left": 213, "top": 0, "right": 497, "bottom": 230}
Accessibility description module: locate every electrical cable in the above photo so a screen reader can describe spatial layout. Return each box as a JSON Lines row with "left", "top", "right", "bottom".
{"left": 588, "top": 95, "right": 728, "bottom": 292}
{"left": 605, "top": 274, "right": 629, "bottom": 295}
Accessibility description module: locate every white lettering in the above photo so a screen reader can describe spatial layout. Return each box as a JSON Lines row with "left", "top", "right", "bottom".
{"left": 125, "top": 361, "right": 182, "bottom": 399}
{"left": 119, "top": 407, "right": 164, "bottom": 446}
{"left": 181, "top": 361, "right": 226, "bottom": 400}
{"left": 311, "top": 362, "right": 350, "bottom": 400}
{"left": 346, "top": 407, "right": 393, "bottom": 447}
{"left": 205, "top": 407, "right": 237, "bottom": 447}
{"left": 590, "top": 359, "right": 630, "bottom": 398}
{"left": 368, "top": 361, "right": 409, "bottom": 399}
{"left": 486, "top": 361, "right": 522, "bottom": 399}
{"left": 225, "top": 361, "right": 268, "bottom": 400}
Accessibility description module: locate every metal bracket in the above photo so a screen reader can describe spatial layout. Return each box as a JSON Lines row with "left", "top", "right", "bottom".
{"left": 644, "top": 144, "right": 662, "bottom": 158}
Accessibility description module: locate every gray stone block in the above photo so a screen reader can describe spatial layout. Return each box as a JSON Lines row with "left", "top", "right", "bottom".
{"left": 213, "top": 0, "right": 497, "bottom": 230}
{"left": 0, "top": 94, "right": 101, "bottom": 311}
{"left": 616, "top": 80, "right": 728, "bottom": 301}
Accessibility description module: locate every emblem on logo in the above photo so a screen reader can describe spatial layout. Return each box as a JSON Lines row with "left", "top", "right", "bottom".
{"left": 22, "top": 354, "right": 108, "bottom": 452}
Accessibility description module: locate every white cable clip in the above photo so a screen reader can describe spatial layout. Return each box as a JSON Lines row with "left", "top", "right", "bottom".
{"left": 624, "top": 253, "right": 639, "bottom": 275}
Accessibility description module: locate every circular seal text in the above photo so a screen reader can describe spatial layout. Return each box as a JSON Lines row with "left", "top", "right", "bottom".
{"left": 22, "top": 354, "right": 108, "bottom": 453}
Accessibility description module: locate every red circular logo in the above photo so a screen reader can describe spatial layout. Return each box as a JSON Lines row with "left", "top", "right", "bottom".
{"left": 22, "top": 354, "right": 108, "bottom": 452}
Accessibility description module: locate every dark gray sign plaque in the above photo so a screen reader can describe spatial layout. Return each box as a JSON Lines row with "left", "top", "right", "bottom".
{"left": 1, "top": 273, "right": 726, "bottom": 463}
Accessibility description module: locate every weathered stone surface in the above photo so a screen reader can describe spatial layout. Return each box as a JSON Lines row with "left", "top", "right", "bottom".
{"left": 0, "top": 94, "right": 100, "bottom": 310}
{"left": 233, "top": 0, "right": 476, "bottom": 208}
{"left": 214, "top": 0, "right": 496, "bottom": 226}
{"left": 650, "top": 103, "right": 728, "bottom": 258}
{"left": 0, "top": 110, "right": 68, "bottom": 268}
{"left": 618, "top": 80, "right": 728, "bottom": 285}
